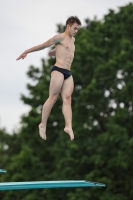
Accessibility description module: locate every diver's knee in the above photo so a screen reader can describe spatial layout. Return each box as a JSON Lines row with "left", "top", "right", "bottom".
{"left": 50, "top": 94, "right": 59, "bottom": 103}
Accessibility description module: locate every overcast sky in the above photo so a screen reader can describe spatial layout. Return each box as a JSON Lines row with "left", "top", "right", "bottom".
{"left": 0, "top": 0, "right": 132, "bottom": 133}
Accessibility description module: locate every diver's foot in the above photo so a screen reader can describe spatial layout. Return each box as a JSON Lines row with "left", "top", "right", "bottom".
{"left": 38, "top": 123, "right": 46, "bottom": 140}
{"left": 64, "top": 127, "right": 74, "bottom": 140}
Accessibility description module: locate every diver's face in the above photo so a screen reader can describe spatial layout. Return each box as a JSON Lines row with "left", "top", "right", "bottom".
{"left": 67, "top": 23, "right": 80, "bottom": 36}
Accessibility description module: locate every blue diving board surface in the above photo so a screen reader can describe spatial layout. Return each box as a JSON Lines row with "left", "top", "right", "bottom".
{"left": 0, "top": 169, "right": 7, "bottom": 173}
{"left": 0, "top": 180, "right": 105, "bottom": 190}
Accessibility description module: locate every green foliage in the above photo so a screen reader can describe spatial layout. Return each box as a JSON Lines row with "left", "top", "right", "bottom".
{"left": 1, "top": 3, "right": 133, "bottom": 200}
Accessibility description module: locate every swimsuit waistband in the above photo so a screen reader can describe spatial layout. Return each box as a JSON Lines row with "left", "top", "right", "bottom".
{"left": 53, "top": 66, "right": 71, "bottom": 72}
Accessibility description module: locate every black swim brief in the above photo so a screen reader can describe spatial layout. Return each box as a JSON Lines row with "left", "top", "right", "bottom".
{"left": 51, "top": 66, "right": 72, "bottom": 80}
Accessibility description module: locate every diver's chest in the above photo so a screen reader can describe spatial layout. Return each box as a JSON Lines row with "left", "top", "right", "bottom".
{"left": 63, "top": 40, "right": 75, "bottom": 52}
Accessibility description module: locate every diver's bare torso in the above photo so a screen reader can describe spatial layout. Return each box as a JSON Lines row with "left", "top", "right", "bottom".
{"left": 54, "top": 33, "right": 75, "bottom": 70}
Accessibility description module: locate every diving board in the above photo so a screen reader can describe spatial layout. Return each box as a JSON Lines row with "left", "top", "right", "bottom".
{"left": 0, "top": 180, "right": 105, "bottom": 190}
{"left": 0, "top": 169, "right": 7, "bottom": 173}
